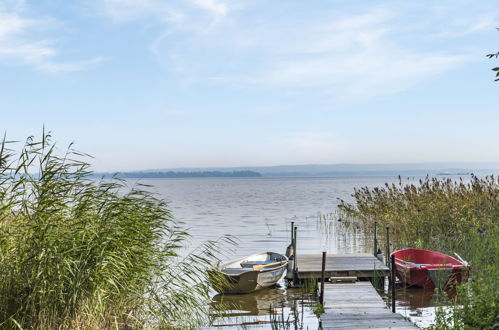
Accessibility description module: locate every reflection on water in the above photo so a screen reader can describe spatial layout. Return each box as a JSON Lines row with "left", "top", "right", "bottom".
{"left": 396, "top": 286, "right": 437, "bottom": 309}
{"left": 212, "top": 285, "right": 288, "bottom": 317}
{"left": 377, "top": 282, "right": 454, "bottom": 328}
{"left": 209, "top": 281, "right": 319, "bottom": 329}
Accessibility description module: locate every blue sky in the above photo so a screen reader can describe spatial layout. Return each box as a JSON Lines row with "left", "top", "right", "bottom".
{"left": 1, "top": 0, "right": 498, "bottom": 171}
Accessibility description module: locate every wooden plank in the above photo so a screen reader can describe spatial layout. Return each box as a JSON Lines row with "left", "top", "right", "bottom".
{"left": 320, "top": 282, "right": 417, "bottom": 329}
{"left": 296, "top": 254, "right": 389, "bottom": 279}
{"left": 330, "top": 276, "right": 357, "bottom": 282}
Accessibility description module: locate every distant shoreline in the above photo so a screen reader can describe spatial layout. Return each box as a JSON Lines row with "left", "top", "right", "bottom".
{"left": 88, "top": 170, "right": 499, "bottom": 180}
{"left": 92, "top": 163, "right": 499, "bottom": 179}
{"left": 93, "top": 170, "right": 262, "bottom": 179}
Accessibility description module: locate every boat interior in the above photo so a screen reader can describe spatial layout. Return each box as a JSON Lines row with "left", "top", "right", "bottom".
{"left": 394, "top": 248, "right": 463, "bottom": 268}
{"left": 221, "top": 252, "right": 288, "bottom": 275}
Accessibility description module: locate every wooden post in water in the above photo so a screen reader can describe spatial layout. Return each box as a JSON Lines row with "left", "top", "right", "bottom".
{"left": 373, "top": 221, "right": 378, "bottom": 257}
{"left": 320, "top": 251, "right": 327, "bottom": 305}
{"left": 293, "top": 226, "right": 298, "bottom": 285}
{"left": 286, "top": 221, "right": 295, "bottom": 259}
{"left": 385, "top": 227, "right": 390, "bottom": 267}
{"left": 293, "top": 227, "right": 297, "bottom": 271}
{"left": 391, "top": 255, "right": 396, "bottom": 313}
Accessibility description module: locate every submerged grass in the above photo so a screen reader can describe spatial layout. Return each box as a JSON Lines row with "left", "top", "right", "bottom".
{"left": 337, "top": 175, "right": 498, "bottom": 329}
{"left": 0, "top": 132, "right": 233, "bottom": 329}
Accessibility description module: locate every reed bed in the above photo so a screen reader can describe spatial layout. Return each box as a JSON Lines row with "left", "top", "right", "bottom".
{"left": 0, "top": 133, "right": 233, "bottom": 329}
{"left": 338, "top": 175, "right": 498, "bottom": 329}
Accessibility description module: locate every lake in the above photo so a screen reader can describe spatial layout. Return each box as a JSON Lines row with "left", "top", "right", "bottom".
{"left": 138, "top": 175, "right": 456, "bottom": 329}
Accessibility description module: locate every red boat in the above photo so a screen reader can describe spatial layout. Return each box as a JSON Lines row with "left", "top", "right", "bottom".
{"left": 392, "top": 248, "right": 470, "bottom": 289}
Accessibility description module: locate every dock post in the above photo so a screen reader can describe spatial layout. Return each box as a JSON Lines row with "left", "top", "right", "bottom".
{"left": 320, "top": 251, "right": 327, "bottom": 305}
{"left": 391, "top": 255, "right": 396, "bottom": 313}
{"left": 293, "top": 226, "right": 298, "bottom": 285}
{"left": 373, "top": 221, "right": 377, "bottom": 257}
{"left": 385, "top": 227, "right": 390, "bottom": 267}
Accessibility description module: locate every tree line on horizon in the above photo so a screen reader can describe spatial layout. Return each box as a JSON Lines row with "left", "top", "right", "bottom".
{"left": 96, "top": 170, "right": 262, "bottom": 179}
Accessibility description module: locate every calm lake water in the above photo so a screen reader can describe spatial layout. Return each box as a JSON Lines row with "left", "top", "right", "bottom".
{"left": 138, "top": 176, "right": 459, "bottom": 329}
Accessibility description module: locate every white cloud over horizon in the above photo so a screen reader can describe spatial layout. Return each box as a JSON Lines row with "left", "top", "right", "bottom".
{"left": 91, "top": 1, "right": 490, "bottom": 100}
{"left": 1, "top": 0, "right": 494, "bottom": 89}
{"left": 0, "top": 0, "right": 105, "bottom": 72}
{"left": 96, "top": 0, "right": 232, "bottom": 26}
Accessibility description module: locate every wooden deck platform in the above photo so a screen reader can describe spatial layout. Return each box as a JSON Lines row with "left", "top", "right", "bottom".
{"left": 295, "top": 253, "right": 389, "bottom": 279}
{"left": 320, "top": 282, "right": 417, "bottom": 329}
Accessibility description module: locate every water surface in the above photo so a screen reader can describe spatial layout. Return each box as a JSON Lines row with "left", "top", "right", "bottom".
{"left": 139, "top": 176, "right": 456, "bottom": 328}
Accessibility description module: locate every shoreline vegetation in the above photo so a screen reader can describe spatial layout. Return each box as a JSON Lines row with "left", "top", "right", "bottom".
{"left": 0, "top": 133, "right": 235, "bottom": 329}
{"left": 338, "top": 175, "right": 498, "bottom": 329}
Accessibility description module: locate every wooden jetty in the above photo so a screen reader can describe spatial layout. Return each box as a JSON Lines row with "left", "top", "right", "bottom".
{"left": 320, "top": 281, "right": 417, "bottom": 329}
{"left": 295, "top": 253, "right": 389, "bottom": 279}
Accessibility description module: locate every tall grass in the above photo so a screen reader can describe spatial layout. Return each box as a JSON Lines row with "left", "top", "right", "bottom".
{"left": 338, "top": 175, "right": 498, "bottom": 329}
{"left": 0, "top": 132, "right": 232, "bottom": 329}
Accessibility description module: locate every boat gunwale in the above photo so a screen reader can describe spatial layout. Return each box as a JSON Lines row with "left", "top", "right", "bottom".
{"left": 218, "top": 252, "right": 288, "bottom": 272}
{"left": 221, "top": 262, "right": 288, "bottom": 277}
{"left": 393, "top": 257, "right": 466, "bottom": 269}
{"left": 392, "top": 248, "right": 465, "bottom": 267}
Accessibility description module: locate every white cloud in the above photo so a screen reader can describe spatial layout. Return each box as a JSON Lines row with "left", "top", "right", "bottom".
{"left": 96, "top": 0, "right": 230, "bottom": 26}
{"left": 99, "top": 0, "right": 183, "bottom": 23}
{"left": 190, "top": 0, "right": 227, "bottom": 17}
{"left": 92, "top": 1, "right": 488, "bottom": 99}
{"left": 204, "top": 8, "right": 473, "bottom": 99}
{"left": 34, "top": 57, "right": 107, "bottom": 73}
{"left": 0, "top": 2, "right": 104, "bottom": 72}
{"left": 144, "top": 6, "right": 474, "bottom": 99}
{"left": 434, "top": 14, "right": 498, "bottom": 38}
{"left": 254, "top": 36, "right": 469, "bottom": 98}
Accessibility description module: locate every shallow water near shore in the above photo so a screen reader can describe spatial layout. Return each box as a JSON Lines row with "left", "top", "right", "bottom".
{"left": 137, "top": 176, "right": 466, "bottom": 328}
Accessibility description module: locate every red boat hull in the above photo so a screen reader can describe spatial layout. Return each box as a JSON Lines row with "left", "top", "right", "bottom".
{"left": 392, "top": 248, "right": 470, "bottom": 289}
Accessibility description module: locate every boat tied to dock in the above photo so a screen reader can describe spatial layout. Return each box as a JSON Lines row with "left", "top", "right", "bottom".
{"left": 211, "top": 252, "right": 288, "bottom": 294}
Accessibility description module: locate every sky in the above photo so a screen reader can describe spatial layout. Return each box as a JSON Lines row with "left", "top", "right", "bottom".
{"left": 1, "top": 0, "right": 498, "bottom": 171}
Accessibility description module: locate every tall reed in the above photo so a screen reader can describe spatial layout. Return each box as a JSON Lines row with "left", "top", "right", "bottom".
{"left": 338, "top": 175, "right": 498, "bottom": 328}
{"left": 0, "top": 132, "right": 232, "bottom": 329}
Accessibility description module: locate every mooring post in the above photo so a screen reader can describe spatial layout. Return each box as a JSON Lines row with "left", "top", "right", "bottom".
{"left": 391, "top": 254, "right": 396, "bottom": 313}
{"left": 293, "top": 226, "right": 297, "bottom": 271}
{"left": 373, "top": 221, "right": 377, "bottom": 257}
{"left": 385, "top": 227, "right": 390, "bottom": 267}
{"left": 293, "top": 226, "right": 298, "bottom": 285}
{"left": 286, "top": 221, "right": 295, "bottom": 259}
{"left": 320, "top": 251, "right": 327, "bottom": 305}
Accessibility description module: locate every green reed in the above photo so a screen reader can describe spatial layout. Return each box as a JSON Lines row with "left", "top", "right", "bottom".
{"left": 338, "top": 175, "right": 498, "bottom": 329}
{"left": 0, "top": 132, "right": 233, "bottom": 329}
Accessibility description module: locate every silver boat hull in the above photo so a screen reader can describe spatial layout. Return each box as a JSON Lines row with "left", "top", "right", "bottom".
{"left": 213, "top": 252, "right": 288, "bottom": 294}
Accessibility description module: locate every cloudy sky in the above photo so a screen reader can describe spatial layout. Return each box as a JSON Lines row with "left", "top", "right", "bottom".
{"left": 1, "top": 0, "right": 498, "bottom": 171}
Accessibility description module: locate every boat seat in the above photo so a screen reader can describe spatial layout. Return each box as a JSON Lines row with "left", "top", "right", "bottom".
{"left": 240, "top": 260, "right": 273, "bottom": 267}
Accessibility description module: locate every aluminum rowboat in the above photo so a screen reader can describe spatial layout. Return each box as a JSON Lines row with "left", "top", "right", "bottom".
{"left": 212, "top": 252, "right": 288, "bottom": 294}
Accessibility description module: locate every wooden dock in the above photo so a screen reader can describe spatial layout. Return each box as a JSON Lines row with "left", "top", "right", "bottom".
{"left": 295, "top": 253, "right": 389, "bottom": 279}
{"left": 320, "top": 282, "right": 416, "bottom": 329}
